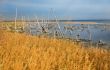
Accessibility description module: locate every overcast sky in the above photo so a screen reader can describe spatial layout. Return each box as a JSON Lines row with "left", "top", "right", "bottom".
{"left": 0, "top": 0, "right": 110, "bottom": 20}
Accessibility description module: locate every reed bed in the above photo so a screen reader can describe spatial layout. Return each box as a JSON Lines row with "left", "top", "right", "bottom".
{"left": 0, "top": 30, "right": 110, "bottom": 70}
{"left": 0, "top": 22, "right": 23, "bottom": 27}
{"left": 64, "top": 22, "right": 96, "bottom": 24}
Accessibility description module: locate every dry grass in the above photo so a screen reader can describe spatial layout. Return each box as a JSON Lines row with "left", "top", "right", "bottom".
{"left": 0, "top": 21, "right": 24, "bottom": 28}
{"left": 64, "top": 22, "right": 96, "bottom": 24}
{"left": 0, "top": 30, "right": 110, "bottom": 70}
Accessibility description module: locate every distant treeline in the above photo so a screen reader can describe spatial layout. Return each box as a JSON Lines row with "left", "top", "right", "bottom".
{"left": 1, "top": 19, "right": 110, "bottom": 22}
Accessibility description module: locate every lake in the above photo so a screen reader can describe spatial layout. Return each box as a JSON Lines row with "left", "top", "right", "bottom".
{"left": 24, "top": 20, "right": 110, "bottom": 47}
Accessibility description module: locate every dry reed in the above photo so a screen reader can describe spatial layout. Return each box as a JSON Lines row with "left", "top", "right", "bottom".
{"left": 0, "top": 30, "right": 110, "bottom": 70}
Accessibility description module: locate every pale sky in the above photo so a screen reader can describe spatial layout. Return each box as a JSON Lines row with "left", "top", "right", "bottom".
{"left": 0, "top": 0, "right": 110, "bottom": 20}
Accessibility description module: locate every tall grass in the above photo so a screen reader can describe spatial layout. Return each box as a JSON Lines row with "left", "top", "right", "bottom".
{"left": 0, "top": 30, "right": 110, "bottom": 70}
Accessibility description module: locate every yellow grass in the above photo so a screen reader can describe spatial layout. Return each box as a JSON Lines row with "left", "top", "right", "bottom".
{"left": 0, "top": 21, "right": 24, "bottom": 28}
{"left": 0, "top": 30, "right": 110, "bottom": 70}
{"left": 64, "top": 22, "right": 96, "bottom": 24}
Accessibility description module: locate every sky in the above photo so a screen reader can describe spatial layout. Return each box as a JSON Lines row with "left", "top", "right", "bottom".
{"left": 0, "top": 0, "right": 110, "bottom": 20}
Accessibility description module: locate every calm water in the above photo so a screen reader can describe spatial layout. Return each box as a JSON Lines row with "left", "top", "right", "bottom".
{"left": 25, "top": 21, "right": 110, "bottom": 44}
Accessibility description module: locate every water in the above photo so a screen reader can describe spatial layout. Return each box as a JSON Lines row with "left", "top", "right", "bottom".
{"left": 25, "top": 21, "right": 110, "bottom": 45}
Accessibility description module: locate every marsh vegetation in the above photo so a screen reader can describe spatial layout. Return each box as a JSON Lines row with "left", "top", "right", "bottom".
{"left": 0, "top": 30, "right": 110, "bottom": 70}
